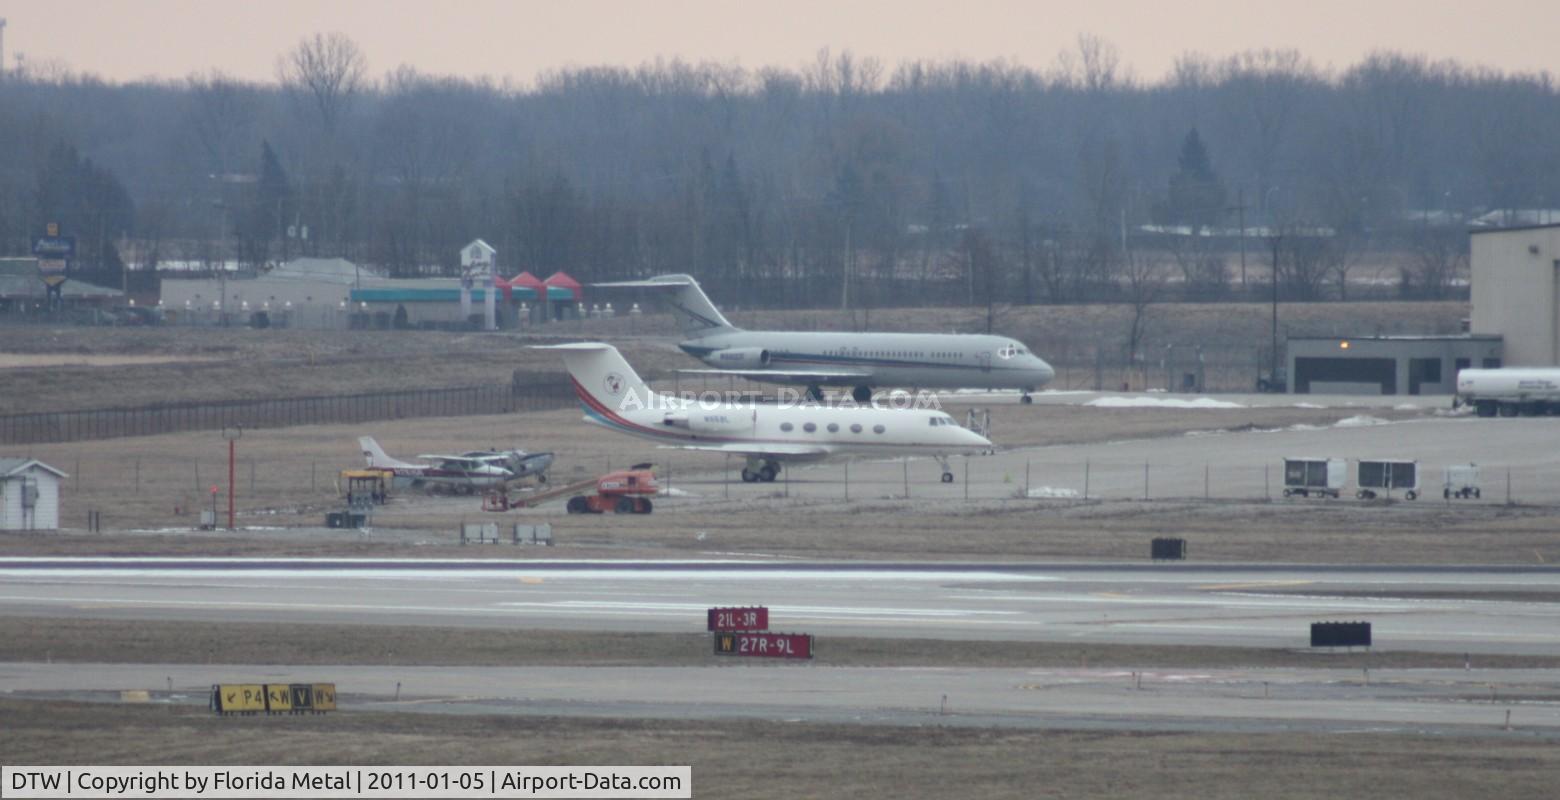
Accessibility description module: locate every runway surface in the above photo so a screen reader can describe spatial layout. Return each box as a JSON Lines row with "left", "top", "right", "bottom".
{"left": 3, "top": 559, "right": 1558, "bottom": 655}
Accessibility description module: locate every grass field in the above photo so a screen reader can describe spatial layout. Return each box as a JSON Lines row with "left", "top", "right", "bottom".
{"left": 0, "top": 299, "right": 1467, "bottom": 414}
{"left": 8, "top": 617, "right": 1559, "bottom": 670}
{"left": 3, "top": 699, "right": 1556, "bottom": 799}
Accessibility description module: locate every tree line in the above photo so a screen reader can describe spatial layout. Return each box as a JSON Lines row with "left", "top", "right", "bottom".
{"left": 1, "top": 34, "right": 1553, "bottom": 308}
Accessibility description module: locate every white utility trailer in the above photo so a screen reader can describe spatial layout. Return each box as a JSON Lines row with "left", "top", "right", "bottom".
{"left": 1356, "top": 459, "right": 1420, "bottom": 500}
{"left": 1282, "top": 457, "right": 1347, "bottom": 499}
{"left": 1442, "top": 463, "right": 1481, "bottom": 499}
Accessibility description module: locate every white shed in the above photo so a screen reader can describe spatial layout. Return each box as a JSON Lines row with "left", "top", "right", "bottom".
{"left": 0, "top": 458, "right": 67, "bottom": 531}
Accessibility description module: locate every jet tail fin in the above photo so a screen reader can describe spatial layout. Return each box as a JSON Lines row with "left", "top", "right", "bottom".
{"left": 532, "top": 343, "right": 656, "bottom": 414}
{"left": 595, "top": 274, "right": 737, "bottom": 338}
{"left": 359, "top": 436, "right": 420, "bottom": 469}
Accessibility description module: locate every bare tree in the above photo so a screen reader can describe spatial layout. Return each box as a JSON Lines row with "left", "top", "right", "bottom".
{"left": 277, "top": 32, "right": 368, "bottom": 135}
{"left": 184, "top": 70, "right": 257, "bottom": 175}
{"left": 1121, "top": 246, "right": 1166, "bottom": 366}
{"left": 1404, "top": 227, "right": 1468, "bottom": 299}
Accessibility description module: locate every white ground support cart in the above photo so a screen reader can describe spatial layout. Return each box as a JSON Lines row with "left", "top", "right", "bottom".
{"left": 1356, "top": 459, "right": 1420, "bottom": 500}
{"left": 1442, "top": 463, "right": 1481, "bottom": 499}
{"left": 1282, "top": 457, "right": 1347, "bottom": 498}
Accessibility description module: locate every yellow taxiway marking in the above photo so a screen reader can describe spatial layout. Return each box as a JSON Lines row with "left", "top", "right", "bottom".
{"left": 1196, "top": 580, "right": 1314, "bottom": 591}
{"left": 519, "top": 577, "right": 544, "bottom": 585}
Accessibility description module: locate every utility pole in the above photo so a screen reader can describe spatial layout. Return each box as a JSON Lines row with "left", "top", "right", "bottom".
{"left": 223, "top": 427, "right": 242, "bottom": 530}
{"left": 1237, "top": 188, "right": 1248, "bottom": 289}
{"left": 1270, "top": 235, "right": 1282, "bottom": 383}
{"left": 0, "top": 19, "right": 8, "bottom": 81}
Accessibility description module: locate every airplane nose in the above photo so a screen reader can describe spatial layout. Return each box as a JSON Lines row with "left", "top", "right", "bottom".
{"left": 1033, "top": 358, "right": 1056, "bottom": 385}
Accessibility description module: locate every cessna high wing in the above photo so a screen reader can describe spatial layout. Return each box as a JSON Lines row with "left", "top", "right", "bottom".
{"left": 359, "top": 436, "right": 554, "bottom": 493}
{"left": 536, "top": 342, "right": 991, "bottom": 483}
{"left": 594, "top": 274, "right": 1055, "bottom": 403}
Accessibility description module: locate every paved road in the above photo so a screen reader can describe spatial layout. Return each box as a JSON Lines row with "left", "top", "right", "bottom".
{"left": 5, "top": 662, "right": 1558, "bottom": 736}
{"left": 3, "top": 559, "right": 1558, "bottom": 654}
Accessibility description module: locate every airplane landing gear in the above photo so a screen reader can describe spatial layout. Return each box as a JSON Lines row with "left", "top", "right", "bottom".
{"left": 805, "top": 384, "right": 824, "bottom": 402}
{"left": 852, "top": 385, "right": 873, "bottom": 403}
{"left": 936, "top": 455, "right": 955, "bottom": 483}
{"left": 1020, "top": 393, "right": 1034, "bottom": 405}
{"left": 742, "top": 457, "right": 782, "bottom": 482}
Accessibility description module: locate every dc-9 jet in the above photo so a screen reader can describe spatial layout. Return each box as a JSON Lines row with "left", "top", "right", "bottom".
{"left": 595, "top": 274, "right": 1055, "bottom": 403}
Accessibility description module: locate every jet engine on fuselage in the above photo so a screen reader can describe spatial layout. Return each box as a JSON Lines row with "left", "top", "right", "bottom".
{"left": 709, "top": 347, "right": 770, "bottom": 369}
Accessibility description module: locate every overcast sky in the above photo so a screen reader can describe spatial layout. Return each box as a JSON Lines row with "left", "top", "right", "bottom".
{"left": 5, "top": 0, "right": 1558, "bottom": 84}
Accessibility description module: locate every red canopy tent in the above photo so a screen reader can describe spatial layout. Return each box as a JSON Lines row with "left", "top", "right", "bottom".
{"left": 543, "top": 270, "right": 583, "bottom": 302}
{"left": 508, "top": 271, "right": 546, "bottom": 303}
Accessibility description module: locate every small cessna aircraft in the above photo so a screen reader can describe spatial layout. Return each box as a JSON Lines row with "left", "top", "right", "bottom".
{"left": 358, "top": 436, "right": 554, "bottom": 493}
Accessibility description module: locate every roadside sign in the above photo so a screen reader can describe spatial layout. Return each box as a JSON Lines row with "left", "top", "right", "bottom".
{"left": 708, "top": 606, "right": 768, "bottom": 632}
{"left": 713, "top": 631, "right": 813, "bottom": 659}
{"left": 38, "top": 258, "right": 67, "bottom": 287}
{"left": 32, "top": 235, "right": 76, "bottom": 259}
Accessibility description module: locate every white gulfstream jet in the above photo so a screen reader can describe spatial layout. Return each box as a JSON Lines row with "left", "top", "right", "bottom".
{"left": 536, "top": 342, "right": 993, "bottom": 483}
{"left": 595, "top": 274, "right": 1055, "bottom": 403}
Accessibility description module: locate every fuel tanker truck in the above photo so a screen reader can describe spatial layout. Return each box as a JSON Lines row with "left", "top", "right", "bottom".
{"left": 1455, "top": 368, "right": 1560, "bottom": 417}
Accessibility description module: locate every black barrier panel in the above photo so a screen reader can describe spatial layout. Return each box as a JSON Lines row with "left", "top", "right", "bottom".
{"left": 289, "top": 684, "right": 315, "bottom": 713}
{"left": 1311, "top": 621, "right": 1372, "bottom": 647}
{"left": 1151, "top": 538, "right": 1187, "bottom": 560}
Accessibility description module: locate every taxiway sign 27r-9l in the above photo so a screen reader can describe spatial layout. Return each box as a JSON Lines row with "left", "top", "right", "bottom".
{"left": 537, "top": 342, "right": 992, "bottom": 483}
{"left": 595, "top": 274, "right": 1056, "bottom": 403}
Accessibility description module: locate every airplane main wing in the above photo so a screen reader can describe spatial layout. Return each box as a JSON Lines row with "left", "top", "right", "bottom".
{"left": 417, "top": 454, "right": 493, "bottom": 465}
{"left": 675, "top": 368, "right": 871, "bottom": 381}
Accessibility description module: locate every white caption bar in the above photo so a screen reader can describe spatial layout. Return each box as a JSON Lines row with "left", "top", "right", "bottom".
{"left": 2, "top": 767, "right": 690, "bottom": 799}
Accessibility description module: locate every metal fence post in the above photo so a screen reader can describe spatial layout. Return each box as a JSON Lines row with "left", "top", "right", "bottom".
{"left": 1084, "top": 460, "right": 1090, "bottom": 500}
{"left": 1143, "top": 461, "right": 1149, "bottom": 500}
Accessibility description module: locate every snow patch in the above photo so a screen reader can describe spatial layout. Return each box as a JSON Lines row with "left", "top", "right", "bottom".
{"left": 1292, "top": 402, "right": 1323, "bottom": 409}
{"left": 1086, "top": 396, "right": 1245, "bottom": 410}
{"left": 1026, "top": 486, "right": 1080, "bottom": 499}
{"left": 1334, "top": 415, "right": 1390, "bottom": 428}
{"left": 659, "top": 487, "right": 698, "bottom": 497}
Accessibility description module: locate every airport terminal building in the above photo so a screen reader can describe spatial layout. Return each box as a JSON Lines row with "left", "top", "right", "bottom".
{"left": 1285, "top": 334, "right": 1502, "bottom": 395}
{"left": 1284, "top": 223, "right": 1560, "bottom": 394}
{"left": 1470, "top": 223, "right": 1560, "bottom": 366}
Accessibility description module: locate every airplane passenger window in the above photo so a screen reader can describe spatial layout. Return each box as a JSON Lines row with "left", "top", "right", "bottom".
{"left": 850, "top": 423, "right": 862, "bottom": 433}
{"left": 873, "top": 424, "right": 885, "bottom": 434}
{"left": 780, "top": 422, "right": 793, "bottom": 432}
{"left": 827, "top": 423, "right": 840, "bottom": 433}
{"left": 804, "top": 422, "right": 817, "bottom": 433}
